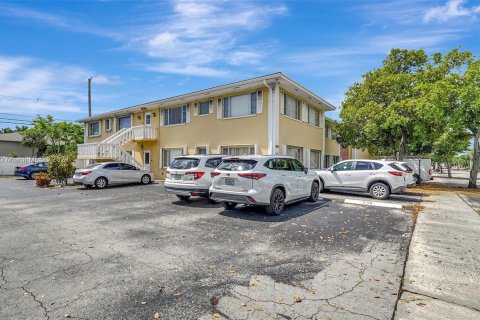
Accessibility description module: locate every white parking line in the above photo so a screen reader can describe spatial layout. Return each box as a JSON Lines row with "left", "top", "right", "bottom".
{"left": 344, "top": 198, "right": 403, "bottom": 209}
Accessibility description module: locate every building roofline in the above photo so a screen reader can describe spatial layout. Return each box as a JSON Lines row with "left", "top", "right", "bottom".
{"left": 77, "top": 72, "right": 335, "bottom": 122}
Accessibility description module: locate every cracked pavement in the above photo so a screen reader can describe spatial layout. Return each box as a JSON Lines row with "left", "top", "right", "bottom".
{"left": 0, "top": 178, "right": 414, "bottom": 319}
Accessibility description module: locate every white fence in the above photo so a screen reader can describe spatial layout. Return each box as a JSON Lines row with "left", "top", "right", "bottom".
{"left": 0, "top": 157, "right": 47, "bottom": 176}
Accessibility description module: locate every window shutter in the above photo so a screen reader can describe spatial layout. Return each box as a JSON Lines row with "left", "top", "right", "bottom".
{"left": 279, "top": 91, "right": 285, "bottom": 114}
{"left": 160, "top": 109, "right": 165, "bottom": 126}
{"left": 281, "top": 144, "right": 287, "bottom": 155}
{"left": 159, "top": 149, "right": 163, "bottom": 168}
{"left": 186, "top": 104, "right": 191, "bottom": 123}
{"left": 209, "top": 99, "right": 213, "bottom": 114}
{"left": 194, "top": 102, "right": 198, "bottom": 116}
{"left": 256, "top": 90, "right": 263, "bottom": 114}
{"left": 217, "top": 98, "right": 222, "bottom": 119}
{"left": 302, "top": 102, "right": 308, "bottom": 122}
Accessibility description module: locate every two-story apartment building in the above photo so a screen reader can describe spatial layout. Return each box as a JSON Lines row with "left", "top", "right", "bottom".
{"left": 77, "top": 73, "right": 336, "bottom": 179}
{"left": 323, "top": 117, "right": 371, "bottom": 168}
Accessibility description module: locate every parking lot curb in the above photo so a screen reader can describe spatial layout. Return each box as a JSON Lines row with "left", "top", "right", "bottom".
{"left": 344, "top": 198, "right": 403, "bottom": 209}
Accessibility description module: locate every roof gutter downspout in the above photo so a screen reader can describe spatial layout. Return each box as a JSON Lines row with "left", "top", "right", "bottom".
{"left": 263, "top": 79, "right": 275, "bottom": 155}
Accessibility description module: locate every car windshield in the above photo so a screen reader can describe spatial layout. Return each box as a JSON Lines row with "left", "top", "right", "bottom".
{"left": 86, "top": 163, "right": 103, "bottom": 169}
{"left": 170, "top": 158, "right": 200, "bottom": 169}
{"left": 217, "top": 159, "right": 258, "bottom": 171}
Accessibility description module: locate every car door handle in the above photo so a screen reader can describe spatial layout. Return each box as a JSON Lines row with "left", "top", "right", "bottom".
{"left": 370, "top": 173, "right": 376, "bottom": 175}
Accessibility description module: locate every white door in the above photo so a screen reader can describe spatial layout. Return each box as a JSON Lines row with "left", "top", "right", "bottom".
{"left": 323, "top": 161, "right": 354, "bottom": 188}
{"left": 350, "top": 161, "right": 374, "bottom": 189}
{"left": 144, "top": 150, "right": 151, "bottom": 171}
{"left": 145, "top": 112, "right": 152, "bottom": 126}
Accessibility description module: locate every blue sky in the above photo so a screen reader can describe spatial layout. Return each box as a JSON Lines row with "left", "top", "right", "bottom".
{"left": 0, "top": 0, "right": 479, "bottom": 129}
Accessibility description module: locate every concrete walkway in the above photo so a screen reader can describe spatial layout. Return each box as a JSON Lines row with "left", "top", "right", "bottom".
{"left": 395, "top": 191, "right": 480, "bottom": 319}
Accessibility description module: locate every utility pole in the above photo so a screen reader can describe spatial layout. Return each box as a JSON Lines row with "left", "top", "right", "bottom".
{"left": 88, "top": 77, "right": 92, "bottom": 117}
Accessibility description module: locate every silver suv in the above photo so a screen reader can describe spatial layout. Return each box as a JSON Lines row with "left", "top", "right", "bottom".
{"left": 209, "top": 156, "right": 320, "bottom": 215}
{"left": 315, "top": 160, "right": 407, "bottom": 199}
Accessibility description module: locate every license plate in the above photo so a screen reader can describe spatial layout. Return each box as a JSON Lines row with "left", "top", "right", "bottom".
{"left": 225, "top": 178, "right": 234, "bottom": 186}
{"left": 172, "top": 174, "right": 182, "bottom": 180}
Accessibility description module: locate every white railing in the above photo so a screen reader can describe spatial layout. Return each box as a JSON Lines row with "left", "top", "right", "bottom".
{"left": 77, "top": 125, "right": 153, "bottom": 168}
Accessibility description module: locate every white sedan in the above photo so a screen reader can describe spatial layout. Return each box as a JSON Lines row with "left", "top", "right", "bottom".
{"left": 73, "top": 162, "right": 152, "bottom": 188}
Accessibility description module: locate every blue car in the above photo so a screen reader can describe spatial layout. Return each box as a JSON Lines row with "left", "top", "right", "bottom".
{"left": 14, "top": 162, "right": 48, "bottom": 180}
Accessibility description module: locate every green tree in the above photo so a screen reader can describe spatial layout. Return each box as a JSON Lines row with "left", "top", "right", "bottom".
{"left": 431, "top": 129, "right": 470, "bottom": 178}
{"left": 21, "top": 128, "right": 47, "bottom": 157}
{"left": 22, "top": 115, "right": 84, "bottom": 155}
{"left": 0, "top": 127, "right": 15, "bottom": 134}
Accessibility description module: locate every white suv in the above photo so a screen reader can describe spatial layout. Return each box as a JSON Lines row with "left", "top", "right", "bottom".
{"left": 209, "top": 156, "right": 320, "bottom": 215}
{"left": 315, "top": 160, "right": 406, "bottom": 200}
{"left": 164, "top": 155, "right": 225, "bottom": 200}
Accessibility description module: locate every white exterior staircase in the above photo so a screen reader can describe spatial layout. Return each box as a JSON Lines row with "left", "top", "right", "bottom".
{"left": 77, "top": 125, "right": 156, "bottom": 168}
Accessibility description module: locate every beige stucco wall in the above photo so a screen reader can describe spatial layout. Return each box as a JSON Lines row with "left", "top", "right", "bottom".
{"left": 325, "top": 139, "right": 340, "bottom": 156}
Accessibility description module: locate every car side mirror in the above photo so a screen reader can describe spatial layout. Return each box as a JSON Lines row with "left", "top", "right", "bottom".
{"left": 330, "top": 167, "right": 335, "bottom": 172}
{"left": 303, "top": 168, "right": 308, "bottom": 174}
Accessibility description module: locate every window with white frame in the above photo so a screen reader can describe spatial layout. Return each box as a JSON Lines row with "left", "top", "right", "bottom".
{"left": 198, "top": 101, "right": 210, "bottom": 115}
{"left": 221, "top": 145, "right": 255, "bottom": 156}
{"left": 223, "top": 92, "right": 257, "bottom": 118}
{"left": 119, "top": 115, "right": 131, "bottom": 129}
{"left": 104, "top": 119, "right": 111, "bottom": 131}
{"left": 162, "top": 148, "right": 183, "bottom": 168}
{"left": 331, "top": 129, "right": 337, "bottom": 140}
{"left": 164, "top": 105, "right": 188, "bottom": 126}
{"left": 310, "top": 149, "right": 321, "bottom": 169}
{"left": 308, "top": 105, "right": 320, "bottom": 127}
{"left": 286, "top": 145, "right": 303, "bottom": 163}
{"left": 89, "top": 121, "right": 100, "bottom": 136}
{"left": 197, "top": 146, "right": 207, "bottom": 155}
{"left": 283, "top": 93, "right": 301, "bottom": 120}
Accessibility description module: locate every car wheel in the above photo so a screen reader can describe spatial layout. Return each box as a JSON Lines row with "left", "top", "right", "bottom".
{"left": 177, "top": 195, "right": 190, "bottom": 201}
{"left": 29, "top": 172, "right": 37, "bottom": 180}
{"left": 221, "top": 202, "right": 237, "bottom": 210}
{"left": 141, "top": 174, "right": 151, "bottom": 185}
{"left": 369, "top": 182, "right": 390, "bottom": 200}
{"left": 266, "top": 188, "right": 285, "bottom": 216}
{"left": 308, "top": 181, "right": 319, "bottom": 202}
{"left": 94, "top": 177, "right": 108, "bottom": 189}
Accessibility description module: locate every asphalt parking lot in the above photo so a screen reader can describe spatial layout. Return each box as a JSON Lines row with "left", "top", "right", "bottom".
{"left": 0, "top": 178, "right": 418, "bottom": 320}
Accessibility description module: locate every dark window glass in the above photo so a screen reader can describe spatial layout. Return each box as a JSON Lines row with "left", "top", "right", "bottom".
{"left": 291, "top": 159, "right": 304, "bottom": 172}
{"left": 121, "top": 163, "right": 137, "bottom": 170}
{"left": 217, "top": 159, "right": 257, "bottom": 171}
{"left": 355, "top": 161, "right": 372, "bottom": 171}
{"left": 205, "top": 158, "right": 223, "bottom": 168}
{"left": 104, "top": 163, "right": 121, "bottom": 170}
{"left": 389, "top": 163, "right": 404, "bottom": 171}
{"left": 264, "top": 159, "right": 276, "bottom": 170}
{"left": 373, "top": 162, "right": 384, "bottom": 170}
{"left": 333, "top": 161, "right": 353, "bottom": 171}
{"left": 199, "top": 101, "right": 209, "bottom": 115}
{"left": 275, "top": 158, "right": 292, "bottom": 171}
{"left": 170, "top": 158, "right": 200, "bottom": 169}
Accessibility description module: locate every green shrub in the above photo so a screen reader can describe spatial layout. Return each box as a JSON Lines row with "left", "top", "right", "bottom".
{"left": 7, "top": 152, "right": 18, "bottom": 158}
{"left": 48, "top": 154, "right": 76, "bottom": 186}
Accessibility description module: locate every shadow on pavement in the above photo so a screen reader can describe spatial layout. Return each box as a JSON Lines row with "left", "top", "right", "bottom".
{"left": 218, "top": 199, "right": 332, "bottom": 222}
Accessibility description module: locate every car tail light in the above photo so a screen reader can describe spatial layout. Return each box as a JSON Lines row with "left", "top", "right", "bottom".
{"left": 388, "top": 171, "right": 403, "bottom": 177}
{"left": 19, "top": 167, "right": 27, "bottom": 171}
{"left": 238, "top": 173, "right": 267, "bottom": 180}
{"left": 428, "top": 168, "right": 432, "bottom": 175}
{"left": 247, "top": 196, "right": 256, "bottom": 203}
{"left": 185, "top": 172, "right": 205, "bottom": 180}
{"left": 81, "top": 171, "right": 92, "bottom": 175}
{"left": 211, "top": 171, "right": 221, "bottom": 177}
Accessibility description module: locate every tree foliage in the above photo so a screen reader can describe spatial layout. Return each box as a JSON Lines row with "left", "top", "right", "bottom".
{"left": 48, "top": 154, "right": 76, "bottom": 186}
{"left": 21, "top": 115, "right": 84, "bottom": 156}
{"left": 431, "top": 129, "right": 470, "bottom": 178}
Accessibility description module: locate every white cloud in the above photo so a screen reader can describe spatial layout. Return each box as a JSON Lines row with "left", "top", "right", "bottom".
{"left": 0, "top": 56, "right": 121, "bottom": 115}
{"left": 424, "top": 0, "right": 480, "bottom": 22}
{"left": 129, "top": 0, "right": 287, "bottom": 76}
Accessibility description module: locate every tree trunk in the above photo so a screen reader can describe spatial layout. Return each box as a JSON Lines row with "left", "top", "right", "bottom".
{"left": 468, "top": 129, "right": 480, "bottom": 188}
{"left": 398, "top": 128, "right": 406, "bottom": 161}
{"left": 446, "top": 161, "right": 452, "bottom": 178}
